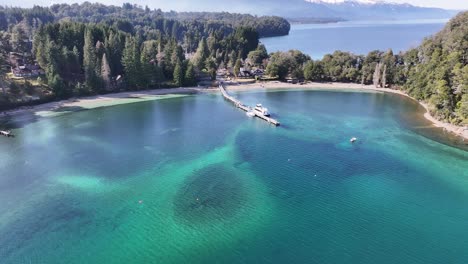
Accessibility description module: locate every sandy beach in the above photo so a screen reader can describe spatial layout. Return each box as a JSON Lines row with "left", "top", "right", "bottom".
{"left": 1, "top": 82, "right": 467, "bottom": 140}
{"left": 0, "top": 87, "right": 199, "bottom": 118}
{"left": 224, "top": 81, "right": 468, "bottom": 140}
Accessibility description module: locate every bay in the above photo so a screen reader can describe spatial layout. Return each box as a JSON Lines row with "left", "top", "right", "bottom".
{"left": 0, "top": 90, "right": 467, "bottom": 263}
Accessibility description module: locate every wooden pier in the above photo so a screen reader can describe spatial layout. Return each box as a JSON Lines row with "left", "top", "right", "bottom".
{"left": 219, "top": 84, "right": 280, "bottom": 126}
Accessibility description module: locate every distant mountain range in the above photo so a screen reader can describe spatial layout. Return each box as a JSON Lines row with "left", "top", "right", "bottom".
{"left": 158, "top": 0, "right": 456, "bottom": 21}
{"left": 302, "top": 0, "right": 455, "bottom": 20}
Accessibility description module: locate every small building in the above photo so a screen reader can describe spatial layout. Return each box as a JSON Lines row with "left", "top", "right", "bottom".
{"left": 12, "top": 64, "right": 45, "bottom": 77}
{"left": 251, "top": 69, "right": 264, "bottom": 77}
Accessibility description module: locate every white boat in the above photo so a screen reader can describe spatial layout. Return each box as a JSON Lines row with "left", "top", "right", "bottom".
{"left": 0, "top": 130, "right": 14, "bottom": 137}
{"left": 254, "top": 104, "right": 270, "bottom": 116}
{"left": 350, "top": 137, "right": 357, "bottom": 143}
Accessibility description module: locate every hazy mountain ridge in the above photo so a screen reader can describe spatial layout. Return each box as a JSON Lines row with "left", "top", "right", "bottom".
{"left": 307, "top": 0, "right": 455, "bottom": 20}
{"left": 159, "top": 0, "right": 454, "bottom": 20}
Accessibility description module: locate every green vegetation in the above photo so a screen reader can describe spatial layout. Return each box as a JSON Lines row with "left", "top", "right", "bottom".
{"left": 265, "top": 12, "right": 468, "bottom": 125}
{"left": 31, "top": 21, "right": 258, "bottom": 96}
{"left": 0, "top": 3, "right": 465, "bottom": 127}
{"left": 0, "top": 3, "right": 272, "bottom": 109}
{"left": 48, "top": 3, "right": 289, "bottom": 38}
{"left": 404, "top": 12, "right": 468, "bottom": 124}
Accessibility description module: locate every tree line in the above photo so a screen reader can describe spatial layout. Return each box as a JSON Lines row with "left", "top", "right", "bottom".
{"left": 0, "top": 3, "right": 289, "bottom": 39}
{"left": 32, "top": 21, "right": 259, "bottom": 98}
{"left": 0, "top": 2, "right": 264, "bottom": 107}
{"left": 264, "top": 11, "right": 467, "bottom": 125}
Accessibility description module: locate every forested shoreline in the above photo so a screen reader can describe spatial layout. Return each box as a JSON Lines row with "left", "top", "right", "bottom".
{"left": 264, "top": 12, "right": 467, "bottom": 125}
{"left": 0, "top": 3, "right": 280, "bottom": 109}
{"left": 0, "top": 3, "right": 290, "bottom": 38}
{"left": 0, "top": 3, "right": 465, "bottom": 126}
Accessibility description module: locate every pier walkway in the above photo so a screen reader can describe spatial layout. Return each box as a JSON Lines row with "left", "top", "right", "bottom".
{"left": 219, "top": 84, "right": 280, "bottom": 126}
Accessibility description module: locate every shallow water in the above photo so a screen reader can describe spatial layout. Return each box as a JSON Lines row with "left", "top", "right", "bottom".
{"left": 0, "top": 90, "right": 467, "bottom": 264}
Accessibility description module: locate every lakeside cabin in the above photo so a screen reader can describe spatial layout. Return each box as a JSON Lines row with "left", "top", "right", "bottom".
{"left": 12, "top": 64, "right": 45, "bottom": 78}
{"left": 9, "top": 52, "right": 45, "bottom": 78}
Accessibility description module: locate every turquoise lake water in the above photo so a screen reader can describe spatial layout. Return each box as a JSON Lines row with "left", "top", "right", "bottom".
{"left": 0, "top": 89, "right": 467, "bottom": 263}
{"left": 260, "top": 19, "right": 447, "bottom": 59}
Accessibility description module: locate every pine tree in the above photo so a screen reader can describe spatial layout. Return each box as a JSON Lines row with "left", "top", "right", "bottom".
{"left": 184, "top": 62, "right": 196, "bottom": 86}
{"left": 229, "top": 50, "right": 237, "bottom": 68}
{"left": 154, "top": 64, "right": 164, "bottom": 88}
{"left": 72, "top": 46, "right": 80, "bottom": 74}
{"left": 83, "top": 29, "right": 100, "bottom": 92}
{"left": 106, "top": 31, "right": 124, "bottom": 75}
{"left": 205, "top": 57, "right": 217, "bottom": 81}
{"left": 171, "top": 45, "right": 185, "bottom": 67}
{"left": 234, "top": 59, "right": 242, "bottom": 79}
{"left": 381, "top": 64, "right": 387, "bottom": 88}
{"left": 191, "top": 37, "right": 208, "bottom": 70}
{"left": 140, "top": 40, "right": 158, "bottom": 88}
{"left": 373, "top": 62, "right": 382, "bottom": 88}
{"left": 122, "top": 36, "right": 141, "bottom": 89}
{"left": 101, "top": 53, "right": 112, "bottom": 91}
{"left": 173, "top": 59, "right": 184, "bottom": 87}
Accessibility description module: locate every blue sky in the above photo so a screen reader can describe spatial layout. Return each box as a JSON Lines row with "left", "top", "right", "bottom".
{"left": 4, "top": 0, "right": 468, "bottom": 10}
{"left": 387, "top": 0, "right": 467, "bottom": 9}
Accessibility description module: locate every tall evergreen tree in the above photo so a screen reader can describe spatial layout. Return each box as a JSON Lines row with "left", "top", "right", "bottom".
{"left": 83, "top": 29, "right": 100, "bottom": 92}
{"left": 173, "top": 59, "right": 184, "bottom": 87}
{"left": 101, "top": 53, "right": 112, "bottom": 91}
{"left": 122, "top": 36, "right": 141, "bottom": 89}
{"left": 205, "top": 57, "right": 217, "bottom": 81}
{"left": 140, "top": 40, "right": 158, "bottom": 88}
{"left": 234, "top": 59, "right": 242, "bottom": 78}
{"left": 381, "top": 64, "right": 387, "bottom": 88}
{"left": 373, "top": 62, "right": 382, "bottom": 87}
{"left": 191, "top": 37, "right": 208, "bottom": 70}
{"left": 184, "top": 62, "right": 196, "bottom": 86}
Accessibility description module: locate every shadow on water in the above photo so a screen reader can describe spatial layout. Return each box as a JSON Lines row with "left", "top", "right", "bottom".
{"left": 173, "top": 164, "right": 246, "bottom": 226}
{"left": 0, "top": 197, "right": 90, "bottom": 260}
{"left": 234, "top": 127, "right": 467, "bottom": 206}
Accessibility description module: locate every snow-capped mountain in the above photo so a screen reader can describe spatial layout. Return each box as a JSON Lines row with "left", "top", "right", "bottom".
{"left": 153, "top": 0, "right": 454, "bottom": 21}
{"left": 306, "top": 0, "right": 381, "bottom": 4}
{"left": 300, "top": 0, "right": 453, "bottom": 20}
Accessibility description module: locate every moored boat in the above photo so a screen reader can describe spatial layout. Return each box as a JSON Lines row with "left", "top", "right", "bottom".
{"left": 254, "top": 104, "right": 270, "bottom": 116}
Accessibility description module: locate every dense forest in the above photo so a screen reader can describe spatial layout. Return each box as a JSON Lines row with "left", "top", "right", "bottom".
{"left": 0, "top": 3, "right": 465, "bottom": 126}
{"left": 265, "top": 11, "right": 467, "bottom": 125}
{"left": 0, "top": 3, "right": 290, "bottom": 38}
{"left": 0, "top": 3, "right": 283, "bottom": 108}
{"left": 32, "top": 22, "right": 259, "bottom": 97}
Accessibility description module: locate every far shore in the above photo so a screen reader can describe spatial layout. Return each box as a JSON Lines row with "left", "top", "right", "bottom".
{"left": 1, "top": 81, "right": 467, "bottom": 141}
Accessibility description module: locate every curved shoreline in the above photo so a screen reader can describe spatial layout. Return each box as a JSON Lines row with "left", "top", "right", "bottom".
{"left": 223, "top": 82, "right": 468, "bottom": 141}
{"left": 1, "top": 83, "right": 467, "bottom": 141}
{"left": 0, "top": 88, "right": 199, "bottom": 119}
